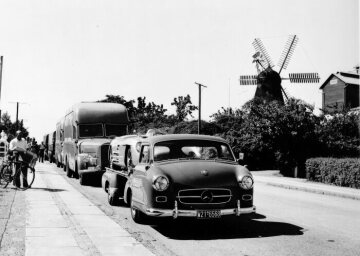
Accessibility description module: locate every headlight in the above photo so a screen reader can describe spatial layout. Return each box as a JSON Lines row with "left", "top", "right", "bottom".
{"left": 152, "top": 176, "right": 169, "bottom": 191}
{"left": 239, "top": 175, "right": 254, "bottom": 190}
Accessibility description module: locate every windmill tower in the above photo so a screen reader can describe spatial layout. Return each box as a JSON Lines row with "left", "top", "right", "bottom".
{"left": 239, "top": 35, "right": 320, "bottom": 104}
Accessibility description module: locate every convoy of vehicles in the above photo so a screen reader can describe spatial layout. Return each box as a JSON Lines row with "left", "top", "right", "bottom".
{"left": 42, "top": 102, "right": 255, "bottom": 224}
{"left": 62, "top": 102, "right": 129, "bottom": 184}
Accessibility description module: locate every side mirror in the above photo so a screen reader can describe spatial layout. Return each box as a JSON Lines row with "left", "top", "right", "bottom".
{"left": 237, "top": 152, "right": 245, "bottom": 165}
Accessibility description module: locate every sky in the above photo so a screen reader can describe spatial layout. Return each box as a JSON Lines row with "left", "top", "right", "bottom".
{"left": 0, "top": 0, "right": 359, "bottom": 142}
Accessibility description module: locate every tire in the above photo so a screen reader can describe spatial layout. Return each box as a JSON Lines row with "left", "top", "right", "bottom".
{"left": 13, "top": 164, "right": 35, "bottom": 190}
{"left": 0, "top": 164, "right": 12, "bottom": 188}
{"left": 107, "top": 186, "right": 119, "bottom": 206}
{"left": 79, "top": 172, "right": 87, "bottom": 185}
{"left": 63, "top": 159, "right": 66, "bottom": 172}
{"left": 66, "top": 161, "right": 72, "bottom": 178}
{"left": 73, "top": 162, "right": 79, "bottom": 179}
{"left": 129, "top": 191, "right": 146, "bottom": 223}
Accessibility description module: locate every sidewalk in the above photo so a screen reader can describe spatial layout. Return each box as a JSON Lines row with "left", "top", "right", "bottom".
{"left": 252, "top": 170, "right": 360, "bottom": 200}
{"left": 23, "top": 163, "right": 154, "bottom": 256}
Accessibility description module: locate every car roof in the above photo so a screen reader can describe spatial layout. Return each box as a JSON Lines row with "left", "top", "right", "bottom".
{"left": 142, "top": 134, "right": 228, "bottom": 144}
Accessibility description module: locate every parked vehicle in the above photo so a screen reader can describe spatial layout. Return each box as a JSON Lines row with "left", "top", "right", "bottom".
{"left": 102, "top": 135, "right": 142, "bottom": 205}
{"left": 55, "top": 117, "right": 65, "bottom": 168}
{"left": 62, "top": 102, "right": 129, "bottom": 185}
{"left": 103, "top": 133, "right": 256, "bottom": 224}
{"left": 43, "top": 134, "right": 49, "bottom": 161}
{"left": 47, "top": 131, "right": 56, "bottom": 163}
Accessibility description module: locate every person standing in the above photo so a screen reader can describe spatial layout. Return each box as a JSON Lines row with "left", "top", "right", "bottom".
{"left": 39, "top": 142, "right": 45, "bottom": 163}
{"left": 9, "top": 131, "right": 30, "bottom": 187}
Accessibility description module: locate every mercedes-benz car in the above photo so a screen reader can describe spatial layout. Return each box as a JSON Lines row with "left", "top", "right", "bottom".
{"left": 123, "top": 134, "right": 256, "bottom": 223}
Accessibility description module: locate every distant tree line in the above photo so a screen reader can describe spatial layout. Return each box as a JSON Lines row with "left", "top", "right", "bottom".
{"left": 100, "top": 94, "right": 359, "bottom": 177}
{"left": 0, "top": 112, "right": 29, "bottom": 141}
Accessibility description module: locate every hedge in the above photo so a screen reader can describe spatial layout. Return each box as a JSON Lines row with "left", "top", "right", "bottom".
{"left": 306, "top": 158, "right": 360, "bottom": 188}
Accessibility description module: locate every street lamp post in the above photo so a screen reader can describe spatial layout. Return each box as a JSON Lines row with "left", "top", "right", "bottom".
{"left": 194, "top": 82, "right": 207, "bottom": 134}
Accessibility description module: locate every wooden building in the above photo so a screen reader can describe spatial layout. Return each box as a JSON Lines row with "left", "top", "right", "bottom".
{"left": 320, "top": 70, "right": 359, "bottom": 112}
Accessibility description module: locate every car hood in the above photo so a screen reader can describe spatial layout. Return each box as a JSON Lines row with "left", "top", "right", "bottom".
{"left": 79, "top": 138, "right": 110, "bottom": 153}
{"left": 152, "top": 160, "right": 251, "bottom": 188}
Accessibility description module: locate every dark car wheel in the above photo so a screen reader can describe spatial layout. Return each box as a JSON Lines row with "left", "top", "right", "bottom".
{"left": 107, "top": 187, "right": 119, "bottom": 206}
{"left": 66, "top": 161, "right": 72, "bottom": 178}
{"left": 129, "top": 192, "right": 146, "bottom": 223}
{"left": 79, "top": 172, "right": 87, "bottom": 185}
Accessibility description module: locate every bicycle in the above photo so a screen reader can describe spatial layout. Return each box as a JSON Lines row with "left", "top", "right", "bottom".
{"left": 0, "top": 151, "right": 37, "bottom": 190}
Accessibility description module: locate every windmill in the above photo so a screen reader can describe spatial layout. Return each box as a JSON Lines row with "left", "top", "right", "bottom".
{"left": 239, "top": 35, "right": 320, "bottom": 105}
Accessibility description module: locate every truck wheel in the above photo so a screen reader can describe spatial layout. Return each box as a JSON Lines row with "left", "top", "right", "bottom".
{"left": 79, "top": 173, "right": 87, "bottom": 185}
{"left": 66, "top": 161, "right": 72, "bottom": 178}
{"left": 129, "top": 192, "right": 146, "bottom": 223}
{"left": 108, "top": 188, "right": 119, "bottom": 206}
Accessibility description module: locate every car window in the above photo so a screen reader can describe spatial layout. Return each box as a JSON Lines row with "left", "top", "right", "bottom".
{"left": 154, "top": 146, "right": 170, "bottom": 161}
{"left": 153, "top": 140, "right": 235, "bottom": 162}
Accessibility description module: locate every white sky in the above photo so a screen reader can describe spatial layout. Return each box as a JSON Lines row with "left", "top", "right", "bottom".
{"left": 0, "top": 0, "right": 359, "bottom": 141}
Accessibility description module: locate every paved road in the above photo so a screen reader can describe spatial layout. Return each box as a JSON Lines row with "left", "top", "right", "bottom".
{"left": 41, "top": 163, "right": 360, "bottom": 256}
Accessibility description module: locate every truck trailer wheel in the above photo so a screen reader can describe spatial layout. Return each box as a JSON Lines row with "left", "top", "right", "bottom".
{"left": 108, "top": 188, "right": 119, "bottom": 206}
{"left": 79, "top": 172, "right": 87, "bottom": 185}
{"left": 66, "top": 161, "right": 72, "bottom": 178}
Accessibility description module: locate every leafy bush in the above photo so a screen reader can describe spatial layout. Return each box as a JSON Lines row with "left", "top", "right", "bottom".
{"left": 315, "top": 111, "right": 360, "bottom": 157}
{"left": 306, "top": 158, "right": 360, "bottom": 188}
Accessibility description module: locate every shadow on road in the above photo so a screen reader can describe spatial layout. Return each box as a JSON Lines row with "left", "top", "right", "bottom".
{"left": 26, "top": 187, "right": 67, "bottom": 192}
{"left": 151, "top": 214, "right": 304, "bottom": 240}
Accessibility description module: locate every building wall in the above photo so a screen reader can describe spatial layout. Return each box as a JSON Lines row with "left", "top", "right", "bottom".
{"left": 322, "top": 76, "right": 346, "bottom": 111}
{"left": 345, "top": 84, "right": 360, "bottom": 108}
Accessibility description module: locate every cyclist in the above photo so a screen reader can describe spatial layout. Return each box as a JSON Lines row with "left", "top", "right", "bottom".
{"left": 9, "top": 131, "right": 32, "bottom": 187}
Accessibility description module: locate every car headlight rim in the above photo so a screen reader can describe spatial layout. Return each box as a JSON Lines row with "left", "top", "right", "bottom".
{"left": 152, "top": 175, "right": 169, "bottom": 191}
{"left": 239, "top": 175, "right": 254, "bottom": 190}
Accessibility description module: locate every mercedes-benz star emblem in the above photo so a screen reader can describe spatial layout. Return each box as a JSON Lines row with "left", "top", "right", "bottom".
{"left": 201, "top": 190, "right": 213, "bottom": 203}
{"left": 201, "top": 170, "right": 209, "bottom": 176}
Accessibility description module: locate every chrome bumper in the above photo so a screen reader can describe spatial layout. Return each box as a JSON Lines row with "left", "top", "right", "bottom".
{"left": 145, "top": 200, "right": 256, "bottom": 218}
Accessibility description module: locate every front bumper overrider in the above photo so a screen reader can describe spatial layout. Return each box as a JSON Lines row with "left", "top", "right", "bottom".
{"left": 144, "top": 200, "right": 256, "bottom": 218}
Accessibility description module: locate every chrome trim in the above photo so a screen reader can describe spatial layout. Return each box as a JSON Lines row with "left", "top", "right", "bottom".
{"left": 144, "top": 202, "right": 256, "bottom": 218}
{"left": 177, "top": 188, "right": 232, "bottom": 205}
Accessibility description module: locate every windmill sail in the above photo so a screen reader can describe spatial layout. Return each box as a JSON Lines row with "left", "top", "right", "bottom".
{"left": 252, "top": 38, "right": 274, "bottom": 69}
{"left": 289, "top": 73, "right": 320, "bottom": 83}
{"left": 278, "top": 35, "right": 299, "bottom": 74}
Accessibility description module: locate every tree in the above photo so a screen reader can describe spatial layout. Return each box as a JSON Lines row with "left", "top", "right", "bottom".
{"left": 171, "top": 95, "right": 198, "bottom": 121}
{"left": 1, "top": 112, "right": 29, "bottom": 141}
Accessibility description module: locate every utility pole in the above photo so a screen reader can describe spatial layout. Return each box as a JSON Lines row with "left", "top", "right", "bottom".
{"left": 9, "top": 101, "right": 27, "bottom": 130}
{"left": 194, "top": 82, "right": 207, "bottom": 134}
{"left": 0, "top": 56, "right": 3, "bottom": 121}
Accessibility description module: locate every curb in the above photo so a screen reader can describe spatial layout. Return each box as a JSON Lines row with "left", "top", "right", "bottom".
{"left": 254, "top": 178, "right": 360, "bottom": 201}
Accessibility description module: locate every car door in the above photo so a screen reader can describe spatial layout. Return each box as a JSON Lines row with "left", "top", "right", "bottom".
{"left": 131, "top": 144, "right": 150, "bottom": 205}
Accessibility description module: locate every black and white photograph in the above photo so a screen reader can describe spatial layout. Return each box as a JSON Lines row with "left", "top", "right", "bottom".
{"left": 0, "top": 0, "right": 359, "bottom": 255}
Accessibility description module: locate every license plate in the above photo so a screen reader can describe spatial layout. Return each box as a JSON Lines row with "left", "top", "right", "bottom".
{"left": 197, "top": 210, "right": 221, "bottom": 219}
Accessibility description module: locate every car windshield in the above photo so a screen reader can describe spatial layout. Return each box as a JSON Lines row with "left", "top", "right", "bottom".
{"left": 105, "top": 124, "right": 127, "bottom": 137}
{"left": 78, "top": 124, "right": 103, "bottom": 138}
{"left": 153, "top": 139, "right": 235, "bottom": 162}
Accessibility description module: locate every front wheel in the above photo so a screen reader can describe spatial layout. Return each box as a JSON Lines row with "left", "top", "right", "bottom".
{"left": 13, "top": 165, "right": 35, "bottom": 190}
{"left": 0, "top": 164, "right": 13, "bottom": 188}
{"left": 66, "top": 161, "right": 72, "bottom": 178}
{"left": 129, "top": 191, "right": 146, "bottom": 223}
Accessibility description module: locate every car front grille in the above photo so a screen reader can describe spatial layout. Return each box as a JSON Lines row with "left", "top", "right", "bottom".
{"left": 177, "top": 188, "right": 232, "bottom": 204}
